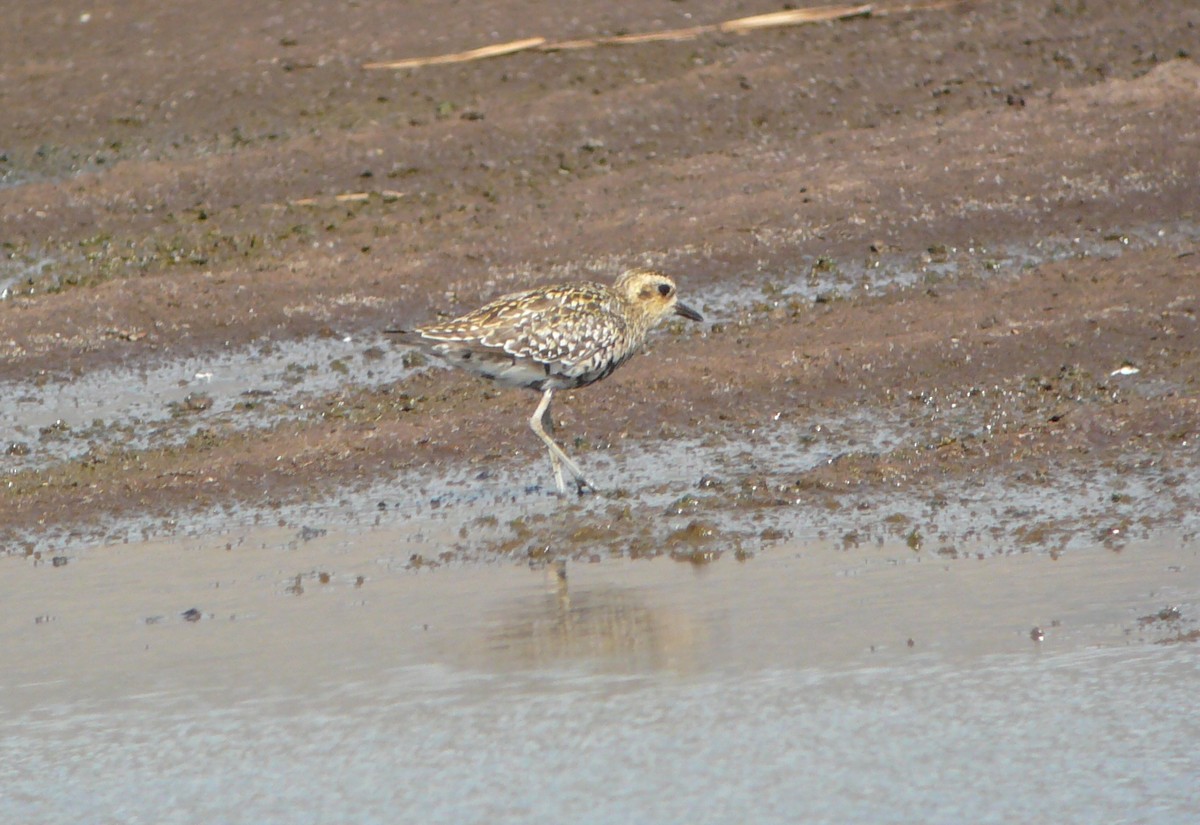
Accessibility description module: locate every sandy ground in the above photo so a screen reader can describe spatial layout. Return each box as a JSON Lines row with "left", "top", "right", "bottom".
{"left": 2, "top": 1, "right": 1200, "bottom": 820}
{"left": 1, "top": 0, "right": 1197, "bottom": 553}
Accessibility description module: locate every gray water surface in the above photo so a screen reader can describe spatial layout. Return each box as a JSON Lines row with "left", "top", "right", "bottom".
{"left": 2, "top": 531, "right": 1197, "bottom": 823}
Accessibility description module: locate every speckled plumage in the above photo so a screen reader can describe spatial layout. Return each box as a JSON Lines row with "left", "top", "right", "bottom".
{"left": 387, "top": 268, "right": 703, "bottom": 495}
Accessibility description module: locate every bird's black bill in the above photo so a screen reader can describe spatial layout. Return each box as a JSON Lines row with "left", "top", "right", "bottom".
{"left": 674, "top": 302, "right": 703, "bottom": 322}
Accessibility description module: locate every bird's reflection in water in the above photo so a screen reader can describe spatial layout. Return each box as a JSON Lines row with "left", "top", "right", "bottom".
{"left": 483, "top": 562, "right": 703, "bottom": 673}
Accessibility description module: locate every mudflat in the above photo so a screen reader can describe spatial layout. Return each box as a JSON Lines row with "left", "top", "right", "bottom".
{"left": 2, "top": 0, "right": 1198, "bottom": 553}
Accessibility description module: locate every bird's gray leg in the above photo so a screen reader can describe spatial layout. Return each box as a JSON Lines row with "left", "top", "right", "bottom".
{"left": 530, "top": 389, "right": 566, "bottom": 494}
{"left": 538, "top": 398, "right": 570, "bottom": 495}
{"left": 529, "top": 388, "right": 595, "bottom": 496}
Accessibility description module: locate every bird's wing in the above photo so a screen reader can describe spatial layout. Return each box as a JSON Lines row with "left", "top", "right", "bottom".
{"left": 417, "top": 287, "right": 627, "bottom": 375}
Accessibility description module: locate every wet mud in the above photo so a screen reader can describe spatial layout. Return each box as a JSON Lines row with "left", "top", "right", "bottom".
{"left": 2, "top": 0, "right": 1199, "bottom": 556}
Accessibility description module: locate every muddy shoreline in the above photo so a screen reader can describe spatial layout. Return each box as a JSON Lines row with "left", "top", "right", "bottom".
{"left": 2, "top": 0, "right": 1198, "bottom": 553}
{"left": 4, "top": 4, "right": 1200, "bottom": 820}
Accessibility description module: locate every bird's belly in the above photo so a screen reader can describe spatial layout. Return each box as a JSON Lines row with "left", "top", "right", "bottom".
{"left": 430, "top": 344, "right": 561, "bottom": 390}
{"left": 430, "top": 343, "right": 630, "bottom": 392}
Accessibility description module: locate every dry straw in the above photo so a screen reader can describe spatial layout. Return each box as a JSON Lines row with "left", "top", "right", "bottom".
{"left": 363, "top": 2, "right": 964, "bottom": 71}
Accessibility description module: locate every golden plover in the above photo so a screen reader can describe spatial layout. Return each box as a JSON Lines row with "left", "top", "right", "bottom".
{"left": 387, "top": 267, "right": 703, "bottom": 495}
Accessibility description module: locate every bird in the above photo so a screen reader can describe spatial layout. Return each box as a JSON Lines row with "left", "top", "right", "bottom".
{"left": 386, "top": 267, "right": 703, "bottom": 496}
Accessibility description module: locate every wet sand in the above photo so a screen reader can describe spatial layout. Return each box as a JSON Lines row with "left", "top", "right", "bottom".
{"left": 1, "top": 0, "right": 1197, "bottom": 549}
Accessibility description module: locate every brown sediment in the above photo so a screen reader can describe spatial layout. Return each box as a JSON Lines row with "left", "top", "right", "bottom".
{"left": 1, "top": 0, "right": 1197, "bottom": 551}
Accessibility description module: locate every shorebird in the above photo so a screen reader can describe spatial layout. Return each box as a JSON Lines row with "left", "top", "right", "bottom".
{"left": 387, "top": 267, "right": 703, "bottom": 495}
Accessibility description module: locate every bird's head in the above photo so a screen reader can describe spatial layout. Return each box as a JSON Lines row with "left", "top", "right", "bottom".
{"left": 614, "top": 267, "right": 703, "bottom": 329}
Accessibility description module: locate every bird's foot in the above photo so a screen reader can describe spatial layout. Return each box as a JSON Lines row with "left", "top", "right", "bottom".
{"left": 547, "top": 477, "right": 596, "bottom": 498}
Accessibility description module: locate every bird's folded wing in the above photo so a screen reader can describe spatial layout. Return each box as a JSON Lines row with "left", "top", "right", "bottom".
{"left": 410, "top": 286, "right": 627, "bottom": 376}
{"left": 481, "top": 301, "right": 624, "bottom": 375}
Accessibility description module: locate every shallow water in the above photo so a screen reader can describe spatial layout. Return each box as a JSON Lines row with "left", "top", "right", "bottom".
{"left": 2, "top": 529, "right": 1196, "bottom": 823}
{"left": 3, "top": 216, "right": 1197, "bottom": 818}
{"left": 0, "top": 334, "right": 420, "bottom": 470}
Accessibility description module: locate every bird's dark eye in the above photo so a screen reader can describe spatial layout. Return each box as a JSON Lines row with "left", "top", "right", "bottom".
{"left": 657, "top": 283, "right": 672, "bottom": 297}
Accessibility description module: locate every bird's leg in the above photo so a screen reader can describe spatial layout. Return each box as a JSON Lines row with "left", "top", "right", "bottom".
{"left": 538, "top": 396, "right": 556, "bottom": 434}
{"left": 540, "top": 397, "right": 594, "bottom": 495}
{"left": 529, "top": 388, "right": 595, "bottom": 496}
{"left": 530, "top": 389, "right": 567, "bottom": 494}
{"left": 538, "top": 397, "right": 568, "bottom": 495}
